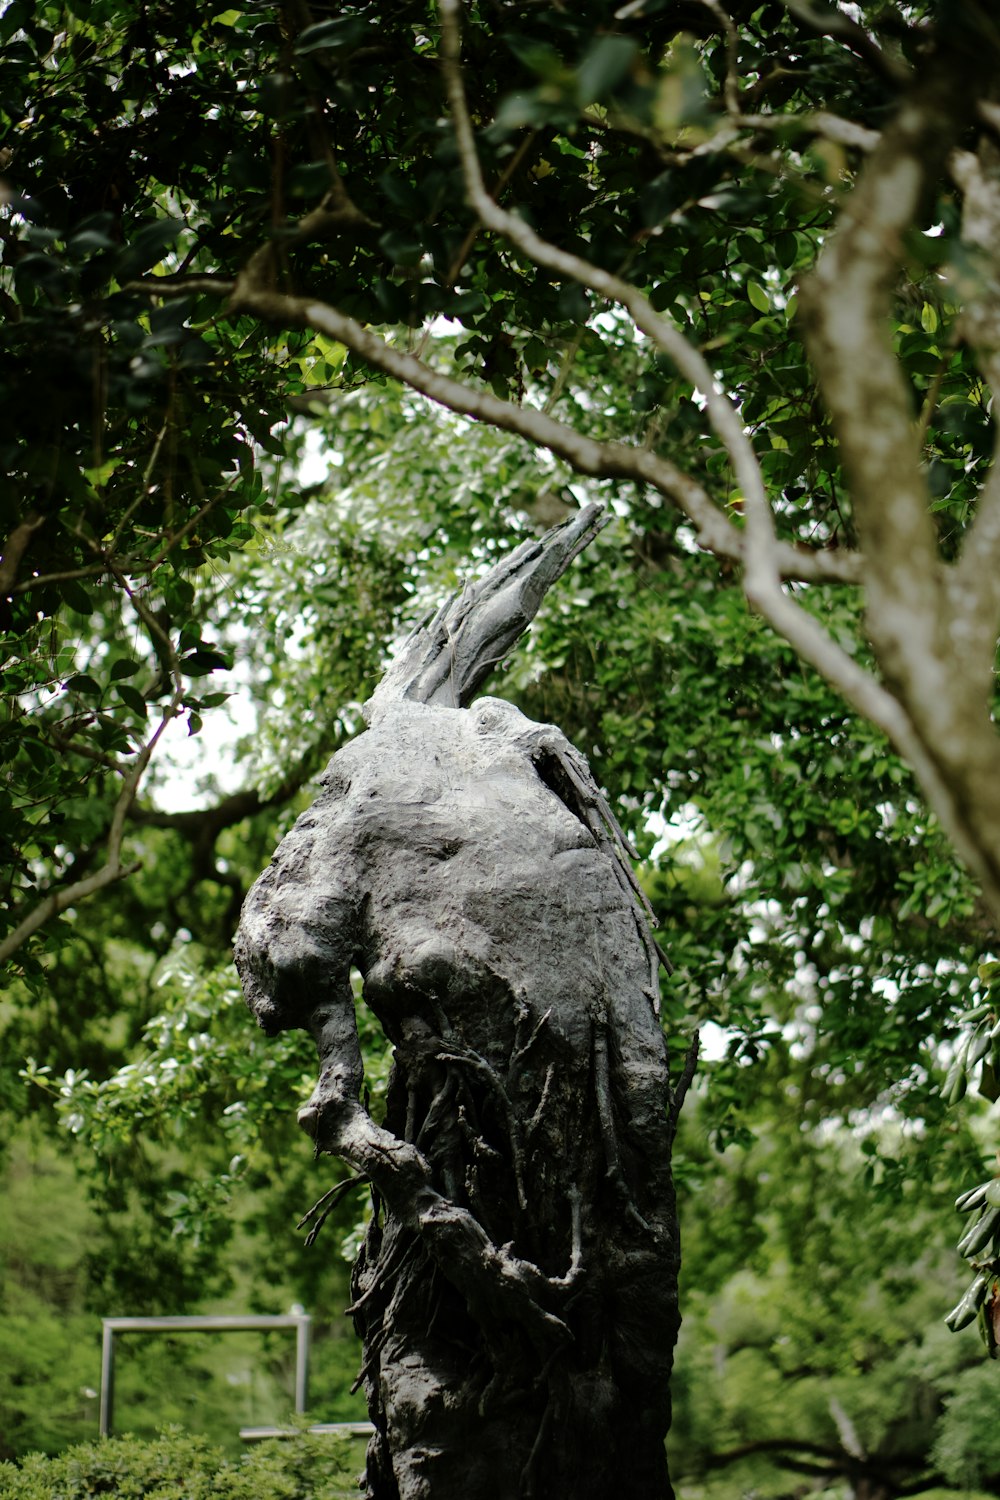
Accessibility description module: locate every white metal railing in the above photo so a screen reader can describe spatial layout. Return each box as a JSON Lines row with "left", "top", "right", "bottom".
{"left": 98, "top": 1312, "right": 312, "bottom": 1437}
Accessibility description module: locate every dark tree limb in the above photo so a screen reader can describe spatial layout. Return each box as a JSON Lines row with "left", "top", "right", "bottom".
{"left": 0, "top": 510, "right": 45, "bottom": 594}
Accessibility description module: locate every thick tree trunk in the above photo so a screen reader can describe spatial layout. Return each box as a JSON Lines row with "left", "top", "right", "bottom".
{"left": 235, "top": 510, "right": 680, "bottom": 1498}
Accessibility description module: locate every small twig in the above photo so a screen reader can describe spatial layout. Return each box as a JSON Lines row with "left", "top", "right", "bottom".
{"left": 125, "top": 275, "right": 237, "bottom": 296}
{"left": 541, "top": 324, "right": 585, "bottom": 416}
{"left": 415, "top": 1074, "right": 457, "bottom": 1152}
{"left": 150, "top": 476, "right": 240, "bottom": 567}
{"left": 444, "top": 131, "right": 538, "bottom": 288}
{"left": 416, "top": 130, "right": 539, "bottom": 361}
{"left": 592, "top": 1017, "right": 650, "bottom": 1231}
{"left": 12, "top": 559, "right": 151, "bottom": 595}
{"left": 346, "top": 1225, "right": 415, "bottom": 1317}
{"left": 525, "top": 1063, "right": 555, "bottom": 1141}
{"left": 105, "top": 421, "right": 172, "bottom": 555}
{"left": 44, "top": 729, "right": 128, "bottom": 773}
{"left": 519, "top": 1388, "right": 555, "bottom": 1498}
{"left": 509, "top": 1007, "right": 552, "bottom": 1075}
{"left": 548, "top": 1185, "right": 584, "bottom": 1290}
{"left": 350, "top": 1323, "right": 392, "bottom": 1394}
{"left": 914, "top": 359, "right": 947, "bottom": 451}
{"left": 699, "top": 0, "right": 741, "bottom": 116}
{"left": 297, "top": 1172, "right": 368, "bottom": 1247}
{"left": 438, "top": 1046, "right": 528, "bottom": 1210}
{"left": 667, "top": 1030, "right": 701, "bottom": 1145}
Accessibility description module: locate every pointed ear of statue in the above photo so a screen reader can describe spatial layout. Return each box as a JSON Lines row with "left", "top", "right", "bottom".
{"left": 362, "top": 502, "right": 609, "bottom": 721}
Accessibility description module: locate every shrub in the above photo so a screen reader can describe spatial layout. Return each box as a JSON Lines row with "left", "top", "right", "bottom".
{"left": 0, "top": 1428, "right": 364, "bottom": 1500}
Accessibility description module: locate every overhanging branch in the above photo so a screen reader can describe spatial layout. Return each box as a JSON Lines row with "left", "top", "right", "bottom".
{"left": 436, "top": 0, "right": 969, "bottom": 871}
{"left": 227, "top": 276, "right": 859, "bottom": 586}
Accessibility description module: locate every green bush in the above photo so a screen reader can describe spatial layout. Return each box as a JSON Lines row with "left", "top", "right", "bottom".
{"left": 0, "top": 1429, "right": 364, "bottom": 1500}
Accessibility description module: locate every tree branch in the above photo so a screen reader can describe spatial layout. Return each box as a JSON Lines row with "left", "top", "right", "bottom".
{"left": 125, "top": 275, "right": 237, "bottom": 296}
{"left": 798, "top": 43, "right": 1000, "bottom": 911}
{"left": 735, "top": 109, "right": 881, "bottom": 151}
{"left": 0, "top": 510, "right": 44, "bottom": 594}
{"left": 133, "top": 749, "right": 320, "bottom": 863}
{"left": 700, "top": 1432, "right": 933, "bottom": 1484}
{"left": 11, "top": 558, "right": 156, "bottom": 596}
{"left": 437, "top": 0, "right": 1000, "bottom": 916}
{"left": 951, "top": 140, "right": 1000, "bottom": 657}
{"left": 436, "top": 0, "right": 970, "bottom": 848}
{"left": 780, "top": 0, "right": 910, "bottom": 84}
{"left": 228, "top": 275, "right": 859, "bottom": 585}
{"left": 0, "top": 576, "right": 186, "bottom": 967}
{"left": 801, "top": 58, "right": 977, "bottom": 698}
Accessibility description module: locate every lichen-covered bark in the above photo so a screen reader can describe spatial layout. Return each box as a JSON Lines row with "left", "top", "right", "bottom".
{"left": 235, "top": 510, "right": 679, "bottom": 1498}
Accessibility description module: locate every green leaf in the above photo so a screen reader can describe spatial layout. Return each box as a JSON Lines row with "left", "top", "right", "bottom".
{"left": 62, "top": 580, "right": 95, "bottom": 616}
{"left": 115, "top": 218, "right": 185, "bottom": 278}
{"left": 575, "top": 36, "right": 637, "bottom": 105}
{"left": 110, "top": 658, "right": 141, "bottom": 681}
{"left": 735, "top": 235, "right": 766, "bottom": 272}
{"left": 775, "top": 231, "right": 798, "bottom": 268}
{"left": 378, "top": 231, "right": 425, "bottom": 268}
{"left": 181, "top": 649, "right": 229, "bottom": 677}
{"left": 63, "top": 674, "right": 102, "bottom": 697}
{"left": 747, "top": 282, "right": 770, "bottom": 314}
{"left": 294, "top": 15, "right": 372, "bottom": 53}
{"left": 116, "top": 684, "right": 148, "bottom": 718}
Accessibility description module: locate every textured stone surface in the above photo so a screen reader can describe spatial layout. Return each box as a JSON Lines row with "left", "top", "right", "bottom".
{"left": 235, "top": 508, "right": 679, "bottom": 1499}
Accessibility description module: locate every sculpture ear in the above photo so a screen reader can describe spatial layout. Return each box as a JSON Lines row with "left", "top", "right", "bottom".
{"left": 364, "top": 504, "right": 609, "bottom": 717}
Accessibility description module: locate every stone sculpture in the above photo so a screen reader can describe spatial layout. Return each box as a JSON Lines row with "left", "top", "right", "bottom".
{"left": 235, "top": 505, "right": 682, "bottom": 1499}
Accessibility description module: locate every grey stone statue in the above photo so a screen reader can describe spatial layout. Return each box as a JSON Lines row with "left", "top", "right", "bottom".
{"left": 235, "top": 506, "right": 683, "bottom": 1500}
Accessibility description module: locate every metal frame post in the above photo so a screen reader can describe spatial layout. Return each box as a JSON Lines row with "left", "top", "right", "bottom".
{"left": 98, "top": 1313, "right": 311, "bottom": 1437}
{"left": 99, "top": 1321, "right": 115, "bottom": 1437}
{"left": 294, "top": 1312, "right": 310, "bottom": 1414}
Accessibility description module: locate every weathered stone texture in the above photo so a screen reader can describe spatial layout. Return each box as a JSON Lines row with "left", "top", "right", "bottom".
{"left": 236, "top": 509, "right": 679, "bottom": 1499}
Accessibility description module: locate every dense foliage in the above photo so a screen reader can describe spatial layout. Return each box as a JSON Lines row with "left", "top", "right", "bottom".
{"left": 0, "top": 1429, "right": 363, "bottom": 1500}
{"left": 4, "top": 0, "right": 1000, "bottom": 1493}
